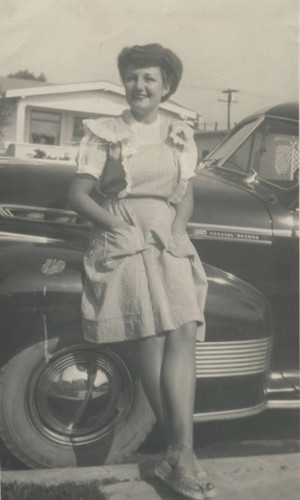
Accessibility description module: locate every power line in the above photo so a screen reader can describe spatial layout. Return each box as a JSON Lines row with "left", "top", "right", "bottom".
{"left": 180, "top": 84, "right": 289, "bottom": 101}
{"left": 180, "top": 84, "right": 222, "bottom": 92}
{"left": 218, "top": 89, "right": 239, "bottom": 129}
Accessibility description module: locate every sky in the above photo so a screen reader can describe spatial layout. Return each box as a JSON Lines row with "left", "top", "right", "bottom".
{"left": 0, "top": 0, "right": 298, "bottom": 129}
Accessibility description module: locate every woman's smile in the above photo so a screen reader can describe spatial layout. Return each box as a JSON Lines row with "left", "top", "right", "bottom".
{"left": 132, "top": 93, "right": 149, "bottom": 100}
{"left": 123, "top": 65, "right": 170, "bottom": 122}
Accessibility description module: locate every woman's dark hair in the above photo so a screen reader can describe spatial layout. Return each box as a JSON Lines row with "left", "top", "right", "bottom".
{"left": 117, "top": 44, "right": 183, "bottom": 102}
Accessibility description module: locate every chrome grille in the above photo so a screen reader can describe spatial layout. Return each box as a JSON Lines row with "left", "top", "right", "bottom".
{"left": 196, "top": 337, "right": 272, "bottom": 377}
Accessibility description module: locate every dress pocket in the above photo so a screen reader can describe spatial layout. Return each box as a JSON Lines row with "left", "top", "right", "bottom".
{"left": 168, "top": 231, "right": 195, "bottom": 258}
{"left": 84, "top": 224, "right": 144, "bottom": 272}
{"left": 100, "top": 224, "right": 144, "bottom": 269}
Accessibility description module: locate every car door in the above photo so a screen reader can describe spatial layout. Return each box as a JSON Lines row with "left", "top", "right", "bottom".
{"left": 243, "top": 115, "right": 299, "bottom": 384}
{"left": 191, "top": 113, "right": 299, "bottom": 393}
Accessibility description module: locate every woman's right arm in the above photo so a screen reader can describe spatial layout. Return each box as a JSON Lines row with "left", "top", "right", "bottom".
{"left": 68, "top": 176, "right": 129, "bottom": 230}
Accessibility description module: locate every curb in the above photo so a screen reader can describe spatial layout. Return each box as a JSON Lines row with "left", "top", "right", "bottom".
{"left": 1, "top": 453, "right": 299, "bottom": 487}
{"left": 1, "top": 463, "right": 143, "bottom": 487}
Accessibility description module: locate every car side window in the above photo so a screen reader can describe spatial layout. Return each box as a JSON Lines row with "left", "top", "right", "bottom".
{"left": 225, "top": 118, "right": 299, "bottom": 187}
{"left": 224, "top": 133, "right": 253, "bottom": 173}
{"left": 253, "top": 119, "right": 298, "bottom": 184}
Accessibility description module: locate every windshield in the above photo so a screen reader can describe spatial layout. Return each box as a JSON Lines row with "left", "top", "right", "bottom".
{"left": 210, "top": 117, "right": 299, "bottom": 188}
{"left": 207, "top": 119, "right": 261, "bottom": 163}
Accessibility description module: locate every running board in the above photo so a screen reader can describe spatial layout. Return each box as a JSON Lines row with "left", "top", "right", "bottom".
{"left": 266, "top": 400, "right": 300, "bottom": 410}
{"left": 193, "top": 399, "right": 300, "bottom": 422}
{"left": 193, "top": 403, "right": 266, "bottom": 422}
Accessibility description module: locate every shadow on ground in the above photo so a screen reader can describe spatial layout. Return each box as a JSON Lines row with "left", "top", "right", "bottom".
{"left": 1, "top": 409, "right": 299, "bottom": 471}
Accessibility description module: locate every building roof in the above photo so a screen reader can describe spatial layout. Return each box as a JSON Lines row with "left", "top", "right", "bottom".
{"left": 4, "top": 80, "right": 196, "bottom": 119}
{"left": 0, "top": 76, "right": 50, "bottom": 92}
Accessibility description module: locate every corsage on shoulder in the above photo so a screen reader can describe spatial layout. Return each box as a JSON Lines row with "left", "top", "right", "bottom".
{"left": 168, "top": 122, "right": 194, "bottom": 150}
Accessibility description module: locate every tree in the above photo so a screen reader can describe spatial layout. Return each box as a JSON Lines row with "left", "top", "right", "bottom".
{"left": 7, "top": 70, "right": 47, "bottom": 82}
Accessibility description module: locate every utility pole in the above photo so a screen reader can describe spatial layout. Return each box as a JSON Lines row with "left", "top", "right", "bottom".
{"left": 219, "top": 89, "right": 239, "bottom": 129}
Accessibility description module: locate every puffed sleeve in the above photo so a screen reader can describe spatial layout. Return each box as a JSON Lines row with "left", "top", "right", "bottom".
{"left": 76, "top": 128, "right": 107, "bottom": 180}
{"left": 179, "top": 128, "right": 198, "bottom": 179}
{"left": 168, "top": 121, "right": 198, "bottom": 204}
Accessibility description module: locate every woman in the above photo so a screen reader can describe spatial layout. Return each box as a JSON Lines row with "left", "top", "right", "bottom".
{"left": 68, "top": 43, "right": 216, "bottom": 499}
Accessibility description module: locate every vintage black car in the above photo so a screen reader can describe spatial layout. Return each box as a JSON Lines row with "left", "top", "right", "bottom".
{"left": 0, "top": 102, "right": 298, "bottom": 469}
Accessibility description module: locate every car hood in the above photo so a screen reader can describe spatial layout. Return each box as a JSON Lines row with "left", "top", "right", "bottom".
{"left": 190, "top": 168, "right": 272, "bottom": 242}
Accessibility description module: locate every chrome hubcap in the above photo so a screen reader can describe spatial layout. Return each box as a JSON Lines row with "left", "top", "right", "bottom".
{"left": 26, "top": 345, "right": 134, "bottom": 446}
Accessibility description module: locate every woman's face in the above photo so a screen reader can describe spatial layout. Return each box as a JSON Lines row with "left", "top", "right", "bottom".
{"left": 123, "top": 65, "right": 170, "bottom": 120}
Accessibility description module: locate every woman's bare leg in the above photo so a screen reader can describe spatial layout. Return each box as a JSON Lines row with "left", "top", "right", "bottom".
{"left": 138, "top": 323, "right": 198, "bottom": 469}
{"left": 143, "top": 324, "right": 217, "bottom": 496}
{"left": 161, "top": 321, "right": 197, "bottom": 470}
{"left": 137, "top": 334, "right": 168, "bottom": 440}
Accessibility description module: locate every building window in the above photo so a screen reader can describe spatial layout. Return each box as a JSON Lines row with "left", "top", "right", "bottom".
{"left": 30, "top": 110, "right": 61, "bottom": 145}
{"left": 72, "top": 116, "right": 86, "bottom": 144}
{"left": 72, "top": 114, "right": 109, "bottom": 144}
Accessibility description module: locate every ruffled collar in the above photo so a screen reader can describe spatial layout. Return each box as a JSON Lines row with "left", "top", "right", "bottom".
{"left": 122, "top": 109, "right": 193, "bottom": 149}
{"left": 82, "top": 110, "right": 197, "bottom": 204}
{"left": 84, "top": 110, "right": 194, "bottom": 151}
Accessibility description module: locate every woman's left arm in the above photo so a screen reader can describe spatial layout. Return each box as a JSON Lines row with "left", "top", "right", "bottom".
{"left": 171, "top": 181, "right": 194, "bottom": 236}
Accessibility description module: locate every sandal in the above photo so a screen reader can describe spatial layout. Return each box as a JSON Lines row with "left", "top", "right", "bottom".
{"left": 156, "top": 446, "right": 207, "bottom": 479}
{"left": 154, "top": 448, "right": 217, "bottom": 499}
{"left": 154, "top": 462, "right": 205, "bottom": 499}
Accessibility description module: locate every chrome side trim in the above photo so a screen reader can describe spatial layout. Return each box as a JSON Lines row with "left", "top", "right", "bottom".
{"left": 266, "top": 400, "right": 300, "bottom": 410}
{"left": 188, "top": 222, "right": 273, "bottom": 235}
{"left": 187, "top": 222, "right": 272, "bottom": 244}
{"left": 273, "top": 229, "right": 293, "bottom": 237}
{"left": 0, "top": 203, "right": 77, "bottom": 216}
{"left": 187, "top": 223, "right": 292, "bottom": 242}
{"left": 0, "top": 232, "right": 59, "bottom": 244}
{"left": 193, "top": 402, "right": 267, "bottom": 422}
{"left": 196, "top": 338, "right": 272, "bottom": 377}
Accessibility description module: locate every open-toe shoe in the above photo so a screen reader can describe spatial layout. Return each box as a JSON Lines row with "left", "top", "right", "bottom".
{"left": 154, "top": 462, "right": 205, "bottom": 499}
{"left": 156, "top": 446, "right": 207, "bottom": 479}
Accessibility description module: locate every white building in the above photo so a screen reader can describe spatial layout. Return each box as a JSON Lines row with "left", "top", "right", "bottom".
{"left": 1, "top": 79, "right": 197, "bottom": 163}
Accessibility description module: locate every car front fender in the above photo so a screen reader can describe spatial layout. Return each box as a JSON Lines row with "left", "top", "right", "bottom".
{"left": 203, "top": 263, "right": 274, "bottom": 342}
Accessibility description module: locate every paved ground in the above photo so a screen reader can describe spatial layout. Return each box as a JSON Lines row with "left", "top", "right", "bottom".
{"left": 2, "top": 452, "right": 299, "bottom": 499}
{"left": 1, "top": 411, "right": 299, "bottom": 498}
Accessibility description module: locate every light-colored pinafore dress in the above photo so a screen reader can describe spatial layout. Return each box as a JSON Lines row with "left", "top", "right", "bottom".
{"left": 76, "top": 110, "right": 208, "bottom": 343}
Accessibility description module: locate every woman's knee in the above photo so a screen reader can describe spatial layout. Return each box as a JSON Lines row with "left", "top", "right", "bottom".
{"left": 176, "top": 321, "right": 197, "bottom": 339}
{"left": 166, "top": 322, "right": 197, "bottom": 350}
{"left": 137, "top": 333, "right": 166, "bottom": 357}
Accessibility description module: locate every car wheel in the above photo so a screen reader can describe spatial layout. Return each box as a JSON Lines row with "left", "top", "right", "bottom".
{"left": 0, "top": 336, "right": 155, "bottom": 469}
